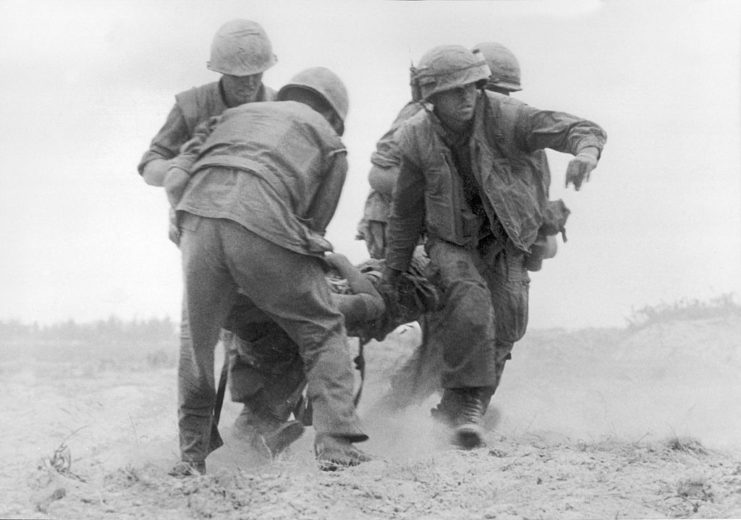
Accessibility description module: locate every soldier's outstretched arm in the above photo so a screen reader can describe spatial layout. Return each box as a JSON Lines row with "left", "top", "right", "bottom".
{"left": 517, "top": 107, "right": 606, "bottom": 192}
{"left": 565, "top": 146, "right": 600, "bottom": 191}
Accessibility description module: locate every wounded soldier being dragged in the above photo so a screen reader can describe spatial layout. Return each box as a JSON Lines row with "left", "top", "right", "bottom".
{"left": 223, "top": 248, "right": 438, "bottom": 466}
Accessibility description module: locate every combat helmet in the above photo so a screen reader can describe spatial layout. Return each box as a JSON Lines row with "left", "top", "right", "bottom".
{"left": 410, "top": 44, "right": 490, "bottom": 101}
{"left": 207, "top": 19, "right": 277, "bottom": 76}
{"left": 471, "top": 42, "right": 522, "bottom": 92}
{"left": 277, "top": 67, "right": 349, "bottom": 135}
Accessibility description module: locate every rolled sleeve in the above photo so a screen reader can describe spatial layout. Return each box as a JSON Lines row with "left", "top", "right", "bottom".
{"left": 385, "top": 153, "right": 426, "bottom": 272}
{"left": 137, "top": 104, "right": 191, "bottom": 175}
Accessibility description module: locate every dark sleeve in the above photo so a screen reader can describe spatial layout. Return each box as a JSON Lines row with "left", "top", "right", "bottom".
{"left": 515, "top": 106, "right": 607, "bottom": 157}
{"left": 137, "top": 103, "right": 191, "bottom": 174}
{"left": 385, "top": 152, "right": 426, "bottom": 272}
{"left": 306, "top": 150, "right": 348, "bottom": 234}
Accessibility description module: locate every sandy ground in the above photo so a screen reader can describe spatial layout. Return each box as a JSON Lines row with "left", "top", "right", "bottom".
{"left": 1, "top": 317, "right": 741, "bottom": 519}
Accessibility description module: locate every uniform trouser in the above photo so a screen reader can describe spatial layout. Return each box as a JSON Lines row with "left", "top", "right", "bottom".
{"left": 420, "top": 238, "right": 530, "bottom": 397}
{"left": 225, "top": 319, "right": 307, "bottom": 420}
{"left": 177, "top": 214, "right": 366, "bottom": 463}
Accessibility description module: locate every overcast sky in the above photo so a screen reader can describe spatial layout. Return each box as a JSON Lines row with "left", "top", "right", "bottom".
{"left": 0, "top": 0, "right": 739, "bottom": 329}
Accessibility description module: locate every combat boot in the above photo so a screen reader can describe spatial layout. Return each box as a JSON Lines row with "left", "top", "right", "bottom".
{"left": 168, "top": 460, "right": 206, "bottom": 477}
{"left": 451, "top": 387, "right": 485, "bottom": 450}
{"left": 430, "top": 388, "right": 464, "bottom": 427}
{"left": 314, "top": 434, "right": 373, "bottom": 471}
{"left": 234, "top": 392, "right": 305, "bottom": 457}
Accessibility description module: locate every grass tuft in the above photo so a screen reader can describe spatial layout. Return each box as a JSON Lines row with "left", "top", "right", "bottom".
{"left": 666, "top": 436, "right": 707, "bottom": 455}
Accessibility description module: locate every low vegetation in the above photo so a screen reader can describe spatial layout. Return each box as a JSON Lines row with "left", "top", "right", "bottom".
{"left": 626, "top": 293, "right": 741, "bottom": 330}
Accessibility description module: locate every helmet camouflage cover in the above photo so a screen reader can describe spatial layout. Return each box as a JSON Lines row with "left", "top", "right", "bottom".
{"left": 471, "top": 41, "right": 522, "bottom": 92}
{"left": 410, "top": 44, "right": 491, "bottom": 100}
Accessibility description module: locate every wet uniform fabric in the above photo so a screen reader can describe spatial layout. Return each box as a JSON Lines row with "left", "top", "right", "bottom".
{"left": 224, "top": 265, "right": 387, "bottom": 420}
{"left": 386, "top": 91, "right": 607, "bottom": 395}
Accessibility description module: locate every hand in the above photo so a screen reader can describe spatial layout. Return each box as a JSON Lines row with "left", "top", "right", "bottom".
{"left": 164, "top": 168, "right": 191, "bottom": 208}
{"left": 141, "top": 159, "right": 170, "bottom": 186}
{"left": 168, "top": 207, "right": 181, "bottom": 246}
{"left": 324, "top": 252, "right": 351, "bottom": 272}
{"left": 565, "top": 148, "right": 599, "bottom": 191}
{"left": 366, "top": 220, "right": 387, "bottom": 259}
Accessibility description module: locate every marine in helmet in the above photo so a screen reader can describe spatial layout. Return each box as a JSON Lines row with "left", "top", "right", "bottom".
{"left": 357, "top": 42, "right": 555, "bottom": 263}
{"left": 379, "top": 44, "right": 606, "bottom": 450}
{"left": 137, "top": 19, "right": 278, "bottom": 186}
{"left": 163, "top": 67, "right": 374, "bottom": 475}
{"left": 376, "top": 42, "right": 569, "bottom": 415}
{"left": 134, "top": 20, "right": 297, "bottom": 465}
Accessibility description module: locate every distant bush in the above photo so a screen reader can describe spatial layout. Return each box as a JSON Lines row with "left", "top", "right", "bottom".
{"left": 0, "top": 316, "right": 178, "bottom": 344}
{"left": 146, "top": 348, "right": 177, "bottom": 369}
{"left": 626, "top": 294, "right": 741, "bottom": 330}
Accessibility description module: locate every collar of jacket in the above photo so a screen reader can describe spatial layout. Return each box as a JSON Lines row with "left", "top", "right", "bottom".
{"left": 218, "top": 80, "right": 269, "bottom": 108}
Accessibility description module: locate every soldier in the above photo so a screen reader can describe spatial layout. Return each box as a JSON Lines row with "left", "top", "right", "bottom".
{"left": 378, "top": 42, "right": 566, "bottom": 412}
{"left": 380, "top": 44, "right": 607, "bottom": 449}
{"left": 164, "top": 67, "right": 371, "bottom": 475}
{"left": 136, "top": 20, "right": 303, "bottom": 451}
{"left": 138, "top": 19, "right": 277, "bottom": 186}
{"left": 357, "top": 42, "right": 558, "bottom": 265}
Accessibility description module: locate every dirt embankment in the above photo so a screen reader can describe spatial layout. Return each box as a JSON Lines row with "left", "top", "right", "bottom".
{"left": 2, "top": 317, "right": 740, "bottom": 519}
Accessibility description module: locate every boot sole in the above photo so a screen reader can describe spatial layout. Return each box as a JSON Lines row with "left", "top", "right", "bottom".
{"left": 454, "top": 424, "right": 485, "bottom": 450}
{"left": 316, "top": 451, "right": 371, "bottom": 472}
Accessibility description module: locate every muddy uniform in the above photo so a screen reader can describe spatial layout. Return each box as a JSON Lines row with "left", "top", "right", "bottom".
{"left": 386, "top": 91, "right": 607, "bottom": 401}
{"left": 362, "top": 101, "right": 552, "bottom": 409}
{"left": 225, "top": 260, "right": 387, "bottom": 422}
{"left": 172, "top": 101, "right": 367, "bottom": 464}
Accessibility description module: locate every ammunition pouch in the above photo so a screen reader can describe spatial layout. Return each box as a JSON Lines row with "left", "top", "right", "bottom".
{"left": 525, "top": 199, "right": 570, "bottom": 272}
{"left": 540, "top": 199, "right": 571, "bottom": 241}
